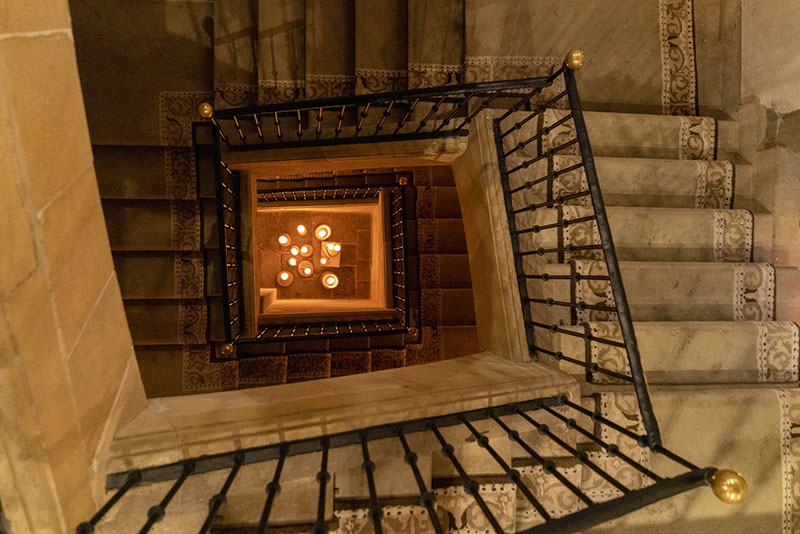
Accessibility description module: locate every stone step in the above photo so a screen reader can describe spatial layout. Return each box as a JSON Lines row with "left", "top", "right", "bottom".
{"left": 354, "top": 0, "right": 408, "bottom": 94}
{"left": 586, "top": 390, "right": 786, "bottom": 533}
{"left": 257, "top": 0, "right": 306, "bottom": 104}
{"left": 213, "top": 0, "right": 258, "bottom": 108}
{"left": 305, "top": 0, "right": 356, "bottom": 98}
{"left": 557, "top": 321, "right": 799, "bottom": 385}
{"left": 102, "top": 199, "right": 216, "bottom": 251}
{"left": 506, "top": 155, "right": 735, "bottom": 209}
{"left": 516, "top": 206, "right": 753, "bottom": 263}
{"left": 407, "top": 0, "right": 464, "bottom": 88}
{"left": 502, "top": 109, "right": 719, "bottom": 161}
{"left": 524, "top": 261, "right": 776, "bottom": 324}
{"left": 113, "top": 251, "right": 214, "bottom": 300}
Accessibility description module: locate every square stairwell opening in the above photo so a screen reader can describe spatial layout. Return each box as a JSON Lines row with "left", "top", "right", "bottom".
{"left": 255, "top": 190, "right": 390, "bottom": 318}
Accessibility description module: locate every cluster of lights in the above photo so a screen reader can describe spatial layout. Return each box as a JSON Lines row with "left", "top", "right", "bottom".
{"left": 276, "top": 223, "right": 342, "bottom": 289}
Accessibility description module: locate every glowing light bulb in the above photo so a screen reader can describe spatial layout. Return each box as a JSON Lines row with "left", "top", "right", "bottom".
{"left": 321, "top": 271, "right": 339, "bottom": 289}
{"left": 298, "top": 260, "right": 313, "bottom": 277}
{"left": 276, "top": 270, "right": 293, "bottom": 287}
{"left": 315, "top": 224, "right": 331, "bottom": 241}
{"left": 296, "top": 224, "right": 307, "bottom": 236}
{"left": 327, "top": 243, "right": 335, "bottom": 250}
{"left": 304, "top": 267, "right": 312, "bottom": 275}
{"left": 301, "top": 245, "right": 309, "bottom": 254}
{"left": 288, "top": 257, "right": 297, "bottom": 266}
{"left": 334, "top": 244, "right": 341, "bottom": 252}
{"left": 320, "top": 257, "right": 327, "bottom": 265}
{"left": 278, "top": 234, "right": 290, "bottom": 246}
{"left": 290, "top": 246, "right": 300, "bottom": 256}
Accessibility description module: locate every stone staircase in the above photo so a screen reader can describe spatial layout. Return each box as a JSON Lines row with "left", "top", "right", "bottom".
{"left": 69, "top": 0, "right": 799, "bottom": 531}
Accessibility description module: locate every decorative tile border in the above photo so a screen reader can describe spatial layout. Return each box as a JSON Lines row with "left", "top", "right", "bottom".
{"left": 258, "top": 79, "right": 305, "bottom": 104}
{"left": 694, "top": 160, "right": 734, "bottom": 209}
{"left": 214, "top": 82, "right": 258, "bottom": 109}
{"left": 355, "top": 68, "right": 408, "bottom": 94}
{"left": 659, "top": 0, "right": 698, "bottom": 115}
{"left": 178, "top": 299, "right": 207, "bottom": 344}
{"left": 408, "top": 63, "right": 462, "bottom": 89}
{"left": 516, "top": 464, "right": 581, "bottom": 526}
{"left": 464, "top": 56, "right": 565, "bottom": 109}
{"left": 561, "top": 205, "right": 602, "bottom": 262}
{"left": 182, "top": 344, "right": 237, "bottom": 391}
{"left": 305, "top": 74, "right": 356, "bottom": 99}
{"left": 778, "top": 389, "right": 800, "bottom": 534}
{"left": 573, "top": 260, "right": 617, "bottom": 323}
{"left": 434, "top": 483, "right": 516, "bottom": 533}
{"left": 174, "top": 251, "right": 204, "bottom": 299}
{"left": 678, "top": 116, "right": 716, "bottom": 160}
{"left": 552, "top": 156, "right": 589, "bottom": 207}
{"left": 164, "top": 147, "right": 197, "bottom": 200}
{"left": 170, "top": 199, "right": 201, "bottom": 251}
{"left": 542, "top": 109, "right": 579, "bottom": 157}
{"left": 335, "top": 504, "right": 448, "bottom": 534}
{"left": 588, "top": 322, "right": 629, "bottom": 385}
{"left": 733, "top": 263, "right": 775, "bottom": 322}
{"left": 759, "top": 323, "right": 800, "bottom": 383}
{"left": 712, "top": 209, "right": 753, "bottom": 263}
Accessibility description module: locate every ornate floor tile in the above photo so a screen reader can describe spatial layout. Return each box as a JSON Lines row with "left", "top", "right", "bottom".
{"left": 678, "top": 116, "right": 716, "bottom": 160}
{"left": 712, "top": 209, "right": 753, "bottom": 263}
{"left": 659, "top": 0, "right": 698, "bottom": 116}
{"left": 759, "top": 323, "right": 800, "bottom": 383}
{"left": 182, "top": 344, "right": 237, "bottom": 392}
{"left": 733, "top": 263, "right": 775, "bottom": 321}
{"left": 434, "top": 483, "right": 516, "bottom": 534}
{"left": 778, "top": 389, "right": 800, "bottom": 534}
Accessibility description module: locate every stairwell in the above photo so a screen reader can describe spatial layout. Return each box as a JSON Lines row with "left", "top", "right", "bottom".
{"left": 67, "top": 0, "right": 800, "bottom": 532}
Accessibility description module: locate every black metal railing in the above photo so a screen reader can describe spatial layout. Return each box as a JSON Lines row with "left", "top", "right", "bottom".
{"left": 218, "top": 176, "right": 418, "bottom": 346}
{"left": 491, "top": 67, "right": 660, "bottom": 447}
{"left": 210, "top": 78, "right": 557, "bottom": 151}
{"left": 80, "top": 395, "right": 715, "bottom": 534}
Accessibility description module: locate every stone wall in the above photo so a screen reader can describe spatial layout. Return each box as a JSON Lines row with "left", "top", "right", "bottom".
{"left": 0, "top": 2, "right": 147, "bottom": 532}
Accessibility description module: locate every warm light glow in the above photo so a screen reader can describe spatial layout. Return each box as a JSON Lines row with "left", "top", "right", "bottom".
{"left": 325, "top": 241, "right": 341, "bottom": 256}
{"left": 276, "top": 270, "right": 293, "bottom": 287}
{"left": 300, "top": 244, "right": 313, "bottom": 257}
{"left": 278, "top": 234, "right": 290, "bottom": 246}
{"left": 300, "top": 245, "right": 309, "bottom": 254}
{"left": 320, "top": 271, "right": 339, "bottom": 289}
{"left": 288, "top": 257, "right": 297, "bottom": 266}
{"left": 290, "top": 246, "right": 300, "bottom": 256}
{"left": 298, "top": 260, "right": 313, "bottom": 277}
{"left": 315, "top": 224, "right": 332, "bottom": 241}
{"left": 296, "top": 224, "right": 307, "bottom": 236}
{"left": 320, "top": 257, "right": 327, "bottom": 265}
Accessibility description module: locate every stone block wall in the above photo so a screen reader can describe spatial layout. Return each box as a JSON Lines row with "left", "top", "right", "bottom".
{"left": 0, "top": 2, "right": 146, "bottom": 532}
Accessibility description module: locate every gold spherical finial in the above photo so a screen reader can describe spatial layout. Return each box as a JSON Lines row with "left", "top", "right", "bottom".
{"left": 398, "top": 176, "right": 409, "bottom": 186}
{"left": 710, "top": 469, "right": 748, "bottom": 504}
{"left": 565, "top": 49, "right": 585, "bottom": 70}
{"left": 220, "top": 343, "right": 235, "bottom": 358}
{"left": 198, "top": 101, "right": 214, "bottom": 119}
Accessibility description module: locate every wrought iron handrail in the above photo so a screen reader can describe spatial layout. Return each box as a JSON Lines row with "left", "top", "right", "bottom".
{"left": 81, "top": 394, "right": 715, "bottom": 534}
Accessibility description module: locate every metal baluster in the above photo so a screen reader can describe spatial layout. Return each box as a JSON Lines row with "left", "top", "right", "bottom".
{"left": 274, "top": 112, "right": 283, "bottom": 141}
{"left": 429, "top": 422, "right": 505, "bottom": 534}
{"left": 355, "top": 103, "right": 371, "bottom": 136}
{"left": 396, "top": 428, "right": 444, "bottom": 534}
{"left": 527, "top": 321, "right": 626, "bottom": 348}
{"left": 506, "top": 139, "right": 579, "bottom": 175}
{"left": 210, "top": 118, "right": 229, "bottom": 143}
{"left": 138, "top": 461, "right": 196, "bottom": 534}
{"left": 296, "top": 110, "right": 303, "bottom": 139}
{"left": 198, "top": 452, "right": 245, "bottom": 534}
{"left": 414, "top": 95, "right": 448, "bottom": 133}
{"left": 316, "top": 107, "right": 324, "bottom": 138}
{"left": 507, "top": 161, "right": 585, "bottom": 194}
{"left": 542, "top": 406, "right": 662, "bottom": 482}
{"left": 335, "top": 104, "right": 346, "bottom": 137}
{"left": 256, "top": 444, "right": 288, "bottom": 534}
{"left": 253, "top": 113, "right": 264, "bottom": 140}
{"left": 503, "top": 112, "right": 574, "bottom": 158}
{"left": 76, "top": 471, "right": 142, "bottom": 534}
{"left": 393, "top": 98, "right": 419, "bottom": 134}
{"left": 232, "top": 116, "right": 247, "bottom": 143}
{"left": 460, "top": 417, "right": 550, "bottom": 522}
{"left": 313, "top": 437, "right": 331, "bottom": 534}
{"left": 514, "top": 407, "right": 630, "bottom": 493}
{"left": 436, "top": 92, "right": 474, "bottom": 131}
{"left": 497, "top": 86, "right": 544, "bottom": 122}
{"left": 453, "top": 90, "right": 501, "bottom": 130}
{"left": 500, "top": 90, "right": 568, "bottom": 138}
{"left": 373, "top": 100, "right": 395, "bottom": 135}
{"left": 360, "top": 434, "right": 384, "bottom": 534}
{"left": 490, "top": 412, "right": 592, "bottom": 506}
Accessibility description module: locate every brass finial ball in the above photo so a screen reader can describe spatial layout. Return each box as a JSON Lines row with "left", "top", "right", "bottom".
{"left": 220, "top": 343, "right": 235, "bottom": 358}
{"left": 398, "top": 176, "right": 409, "bottom": 186}
{"left": 198, "top": 101, "right": 214, "bottom": 119}
{"left": 565, "top": 49, "right": 585, "bottom": 70}
{"left": 710, "top": 469, "right": 748, "bottom": 504}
